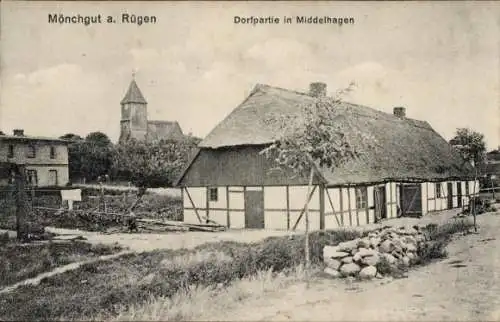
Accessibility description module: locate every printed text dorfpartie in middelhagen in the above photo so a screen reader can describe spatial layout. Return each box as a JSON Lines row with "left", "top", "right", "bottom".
{"left": 234, "top": 15, "right": 355, "bottom": 26}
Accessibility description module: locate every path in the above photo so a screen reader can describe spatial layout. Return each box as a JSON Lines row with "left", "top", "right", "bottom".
{"left": 43, "top": 227, "right": 299, "bottom": 252}
{"left": 0, "top": 250, "right": 134, "bottom": 295}
{"left": 43, "top": 208, "right": 463, "bottom": 252}
{"left": 204, "top": 211, "right": 500, "bottom": 321}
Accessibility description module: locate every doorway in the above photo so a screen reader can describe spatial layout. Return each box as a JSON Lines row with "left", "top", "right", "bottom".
{"left": 447, "top": 182, "right": 453, "bottom": 209}
{"left": 400, "top": 184, "right": 422, "bottom": 217}
{"left": 244, "top": 189, "right": 265, "bottom": 229}
{"left": 374, "top": 185, "right": 387, "bottom": 222}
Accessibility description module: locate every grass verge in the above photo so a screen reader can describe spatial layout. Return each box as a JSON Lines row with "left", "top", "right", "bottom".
{"left": 0, "top": 229, "right": 364, "bottom": 321}
{"left": 0, "top": 239, "right": 123, "bottom": 288}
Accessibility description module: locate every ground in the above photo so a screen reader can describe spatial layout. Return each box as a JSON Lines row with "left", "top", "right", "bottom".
{"left": 1, "top": 207, "right": 499, "bottom": 321}
{"left": 199, "top": 212, "right": 500, "bottom": 321}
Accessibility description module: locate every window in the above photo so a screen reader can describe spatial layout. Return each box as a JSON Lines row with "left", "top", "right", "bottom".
{"left": 7, "top": 145, "right": 14, "bottom": 158}
{"left": 436, "top": 183, "right": 442, "bottom": 198}
{"left": 50, "top": 146, "right": 56, "bottom": 159}
{"left": 465, "top": 182, "right": 469, "bottom": 196}
{"left": 355, "top": 187, "right": 368, "bottom": 209}
{"left": 27, "top": 145, "right": 36, "bottom": 158}
{"left": 209, "top": 187, "right": 218, "bottom": 202}
{"left": 48, "top": 170, "right": 58, "bottom": 186}
{"left": 26, "top": 170, "right": 38, "bottom": 186}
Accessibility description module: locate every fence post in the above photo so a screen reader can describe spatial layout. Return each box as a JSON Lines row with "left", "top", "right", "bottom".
{"left": 14, "top": 165, "right": 29, "bottom": 241}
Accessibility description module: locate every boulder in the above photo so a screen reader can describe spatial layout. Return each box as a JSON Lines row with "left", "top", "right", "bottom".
{"left": 401, "top": 227, "right": 419, "bottom": 235}
{"left": 323, "top": 245, "right": 340, "bottom": 258}
{"left": 353, "top": 252, "right": 362, "bottom": 262}
{"left": 337, "top": 240, "right": 359, "bottom": 252}
{"left": 369, "top": 237, "right": 381, "bottom": 248}
{"left": 325, "top": 258, "right": 342, "bottom": 270}
{"left": 358, "top": 238, "right": 371, "bottom": 248}
{"left": 402, "top": 236, "right": 417, "bottom": 246}
{"left": 379, "top": 240, "right": 395, "bottom": 253}
{"left": 357, "top": 248, "right": 378, "bottom": 258}
{"left": 359, "top": 265, "right": 377, "bottom": 279}
{"left": 324, "top": 246, "right": 350, "bottom": 259}
{"left": 341, "top": 256, "right": 354, "bottom": 264}
{"left": 340, "top": 263, "right": 361, "bottom": 276}
{"left": 401, "top": 256, "right": 411, "bottom": 267}
{"left": 362, "top": 253, "right": 381, "bottom": 266}
{"left": 381, "top": 253, "right": 397, "bottom": 264}
{"left": 406, "top": 243, "right": 417, "bottom": 252}
{"left": 324, "top": 267, "right": 341, "bottom": 278}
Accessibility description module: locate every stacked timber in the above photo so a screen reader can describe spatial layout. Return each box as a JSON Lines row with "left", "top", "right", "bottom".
{"left": 136, "top": 218, "right": 226, "bottom": 233}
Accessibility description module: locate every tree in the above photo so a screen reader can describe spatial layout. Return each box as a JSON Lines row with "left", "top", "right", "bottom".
{"left": 85, "top": 132, "right": 112, "bottom": 147}
{"left": 111, "top": 138, "right": 198, "bottom": 210}
{"left": 62, "top": 132, "right": 113, "bottom": 182}
{"left": 449, "top": 128, "right": 486, "bottom": 168}
{"left": 449, "top": 128, "right": 486, "bottom": 232}
{"left": 59, "top": 133, "right": 83, "bottom": 141}
{"left": 260, "top": 82, "right": 370, "bottom": 270}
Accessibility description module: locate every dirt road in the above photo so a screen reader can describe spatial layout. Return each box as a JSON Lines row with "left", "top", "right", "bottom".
{"left": 208, "top": 212, "right": 500, "bottom": 321}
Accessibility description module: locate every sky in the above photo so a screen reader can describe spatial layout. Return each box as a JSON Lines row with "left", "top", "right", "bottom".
{"left": 1, "top": 1, "right": 499, "bottom": 150}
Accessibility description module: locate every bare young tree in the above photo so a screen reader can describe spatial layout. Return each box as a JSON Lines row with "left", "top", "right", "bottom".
{"left": 260, "top": 82, "right": 374, "bottom": 269}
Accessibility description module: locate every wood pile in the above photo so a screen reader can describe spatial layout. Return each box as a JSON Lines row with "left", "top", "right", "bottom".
{"left": 136, "top": 218, "right": 226, "bottom": 233}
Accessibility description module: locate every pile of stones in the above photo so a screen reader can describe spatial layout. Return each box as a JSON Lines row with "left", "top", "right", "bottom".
{"left": 323, "top": 225, "right": 427, "bottom": 279}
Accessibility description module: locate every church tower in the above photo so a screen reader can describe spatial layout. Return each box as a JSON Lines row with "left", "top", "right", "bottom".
{"left": 119, "top": 77, "right": 148, "bottom": 143}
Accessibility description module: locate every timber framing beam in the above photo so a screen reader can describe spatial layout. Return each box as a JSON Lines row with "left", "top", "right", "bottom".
{"left": 184, "top": 187, "right": 203, "bottom": 223}
{"left": 292, "top": 185, "right": 317, "bottom": 231}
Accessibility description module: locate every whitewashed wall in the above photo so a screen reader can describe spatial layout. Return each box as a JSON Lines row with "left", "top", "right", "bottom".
{"left": 183, "top": 187, "right": 207, "bottom": 224}
{"left": 263, "top": 186, "right": 288, "bottom": 230}
{"left": 227, "top": 187, "right": 245, "bottom": 228}
{"left": 287, "top": 185, "right": 320, "bottom": 231}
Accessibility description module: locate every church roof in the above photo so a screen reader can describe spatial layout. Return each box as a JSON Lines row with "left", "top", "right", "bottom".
{"left": 121, "top": 79, "right": 147, "bottom": 104}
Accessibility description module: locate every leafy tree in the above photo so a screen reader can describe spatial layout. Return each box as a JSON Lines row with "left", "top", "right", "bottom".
{"left": 449, "top": 128, "right": 486, "bottom": 168}
{"left": 259, "top": 82, "right": 370, "bottom": 268}
{"left": 59, "top": 133, "right": 83, "bottom": 141}
{"left": 449, "top": 128, "right": 486, "bottom": 232}
{"left": 85, "top": 132, "right": 112, "bottom": 147}
{"left": 62, "top": 132, "right": 113, "bottom": 182}
{"left": 111, "top": 138, "right": 198, "bottom": 210}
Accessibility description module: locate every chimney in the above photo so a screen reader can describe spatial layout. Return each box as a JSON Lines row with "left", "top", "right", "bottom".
{"left": 393, "top": 107, "right": 406, "bottom": 118}
{"left": 309, "top": 82, "right": 327, "bottom": 98}
{"left": 13, "top": 129, "right": 24, "bottom": 136}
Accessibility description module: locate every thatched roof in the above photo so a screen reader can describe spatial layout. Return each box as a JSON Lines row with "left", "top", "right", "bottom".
{"left": 190, "top": 84, "right": 475, "bottom": 185}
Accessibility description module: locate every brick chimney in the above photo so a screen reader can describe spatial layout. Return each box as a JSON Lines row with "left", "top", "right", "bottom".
{"left": 13, "top": 129, "right": 24, "bottom": 136}
{"left": 393, "top": 107, "right": 406, "bottom": 118}
{"left": 309, "top": 82, "right": 327, "bottom": 98}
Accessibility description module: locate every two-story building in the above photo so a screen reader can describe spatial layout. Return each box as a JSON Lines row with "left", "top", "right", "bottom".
{"left": 0, "top": 129, "right": 70, "bottom": 187}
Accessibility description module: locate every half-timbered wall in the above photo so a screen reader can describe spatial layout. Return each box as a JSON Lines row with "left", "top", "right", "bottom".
{"left": 422, "top": 180, "right": 478, "bottom": 214}
{"left": 182, "top": 180, "right": 479, "bottom": 230}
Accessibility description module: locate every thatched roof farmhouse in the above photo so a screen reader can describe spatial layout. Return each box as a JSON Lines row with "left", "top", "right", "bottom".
{"left": 176, "top": 83, "right": 478, "bottom": 231}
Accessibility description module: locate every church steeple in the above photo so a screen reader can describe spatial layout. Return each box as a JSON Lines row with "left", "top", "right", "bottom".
{"left": 121, "top": 77, "right": 147, "bottom": 105}
{"left": 119, "top": 75, "right": 148, "bottom": 144}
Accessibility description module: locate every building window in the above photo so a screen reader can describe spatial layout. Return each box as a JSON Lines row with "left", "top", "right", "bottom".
{"left": 26, "top": 170, "right": 38, "bottom": 186}
{"left": 436, "top": 183, "right": 442, "bottom": 198}
{"left": 355, "top": 187, "right": 368, "bottom": 209}
{"left": 50, "top": 146, "right": 56, "bottom": 159}
{"left": 27, "top": 145, "right": 36, "bottom": 158}
{"left": 209, "top": 187, "right": 218, "bottom": 202}
{"left": 7, "top": 145, "right": 14, "bottom": 158}
{"left": 48, "top": 170, "right": 58, "bottom": 186}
